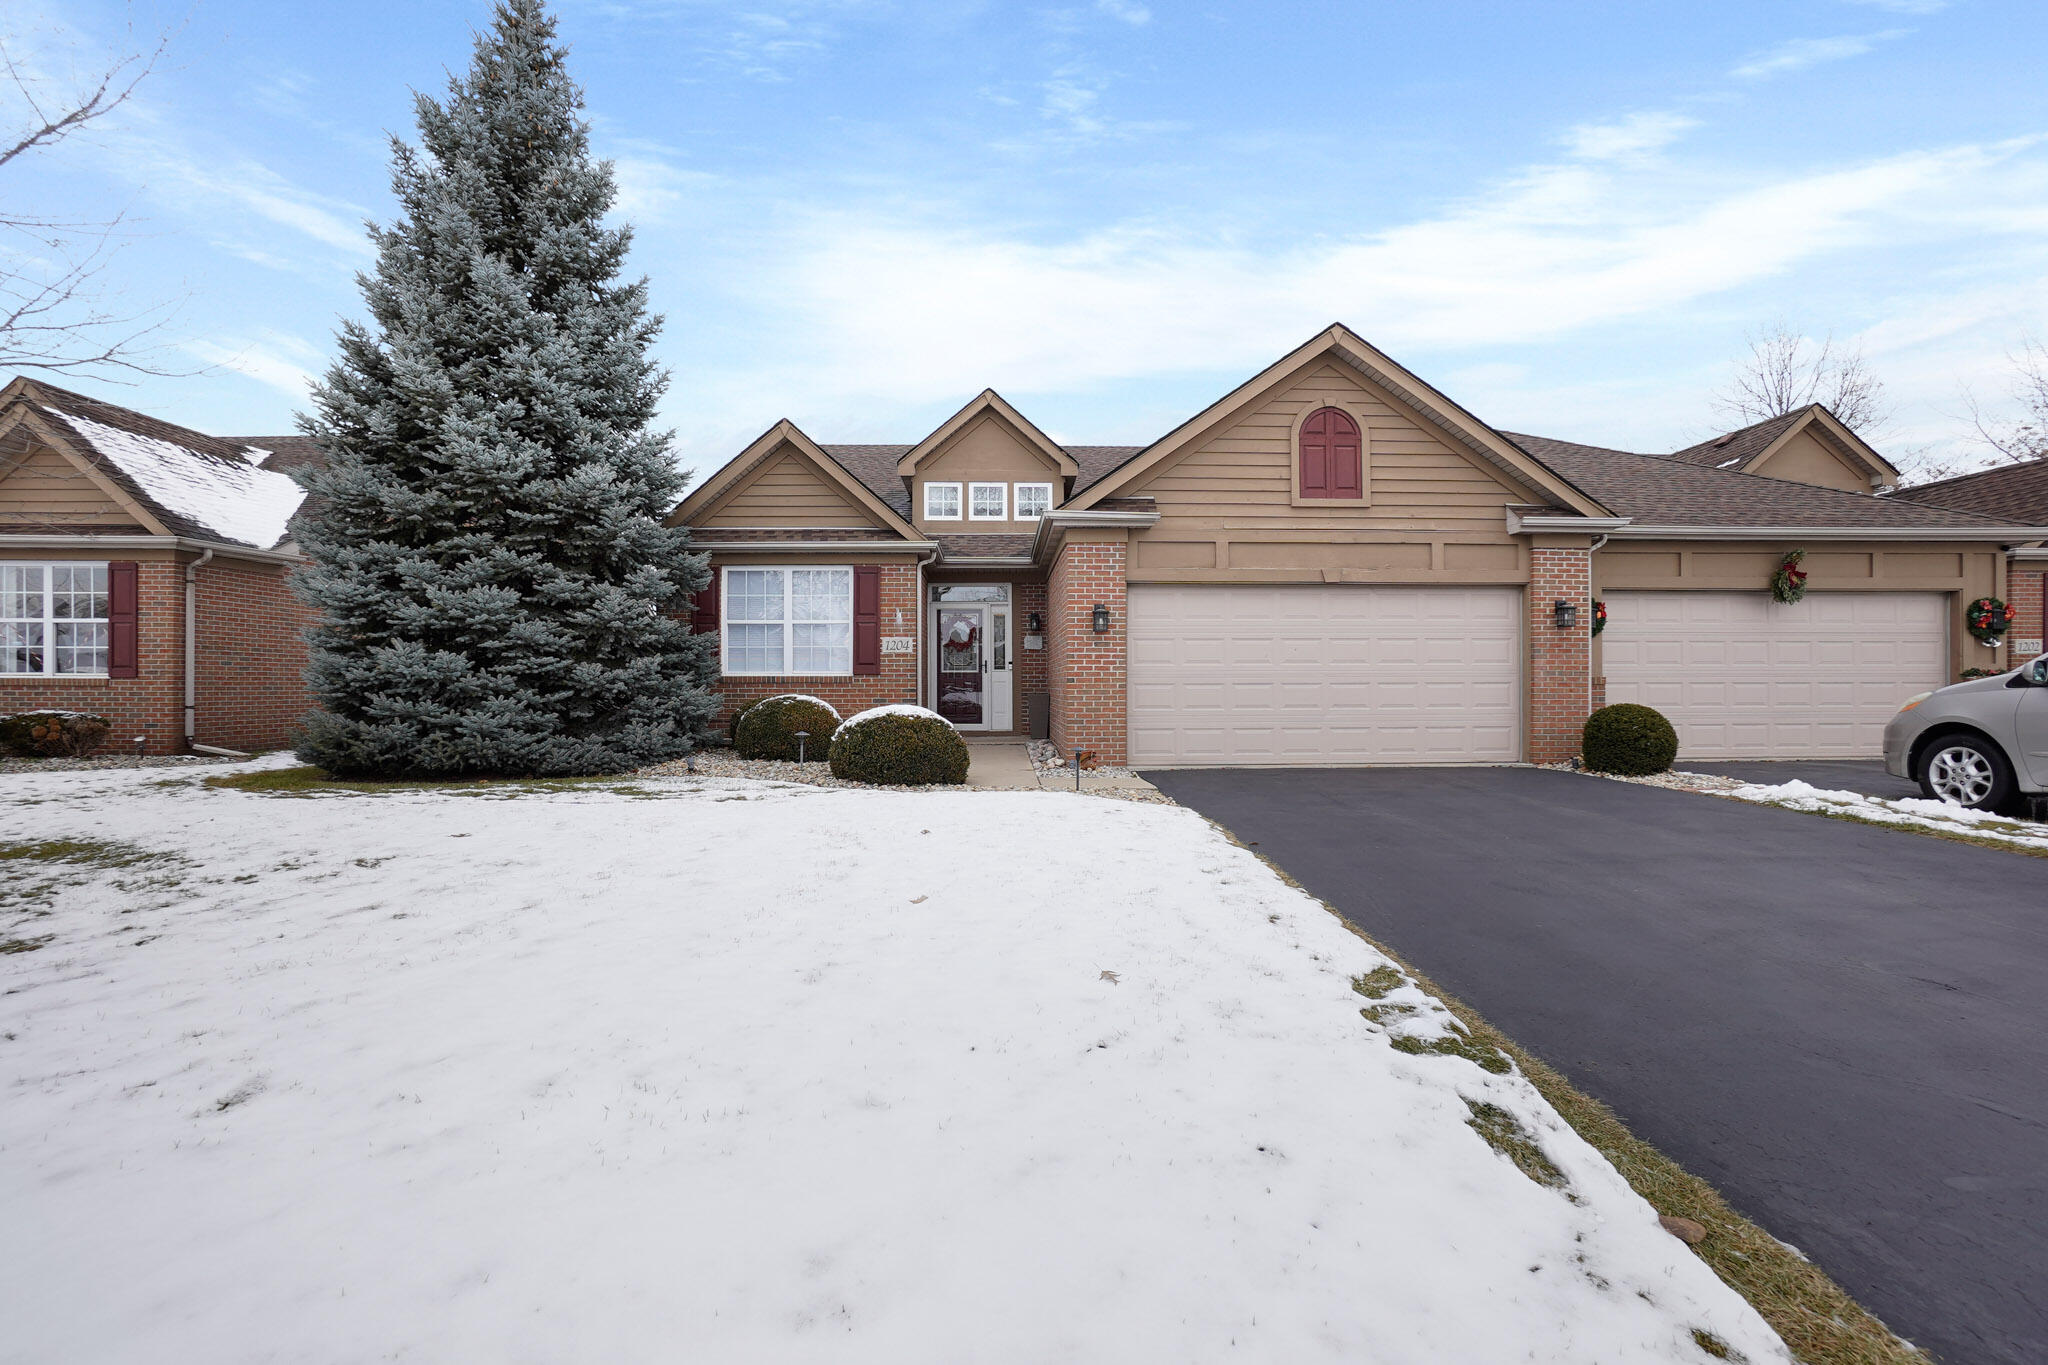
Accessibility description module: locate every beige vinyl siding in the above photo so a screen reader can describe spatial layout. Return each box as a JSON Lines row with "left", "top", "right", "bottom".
{"left": 1748, "top": 429, "right": 1870, "bottom": 492}
{"left": 0, "top": 443, "right": 140, "bottom": 526}
{"left": 698, "top": 451, "right": 882, "bottom": 529}
{"left": 1123, "top": 361, "right": 1539, "bottom": 584}
{"left": 910, "top": 413, "right": 1066, "bottom": 534}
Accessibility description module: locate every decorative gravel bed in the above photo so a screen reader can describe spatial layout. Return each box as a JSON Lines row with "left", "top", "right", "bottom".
{"left": 1, "top": 753, "right": 240, "bottom": 776}
{"left": 1537, "top": 762, "right": 1743, "bottom": 794}
{"left": 1027, "top": 738, "right": 1142, "bottom": 779}
{"left": 638, "top": 748, "right": 967, "bottom": 792}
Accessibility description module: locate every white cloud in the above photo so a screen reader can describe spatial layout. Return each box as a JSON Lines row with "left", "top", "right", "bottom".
{"left": 1097, "top": 0, "right": 1152, "bottom": 24}
{"left": 728, "top": 137, "right": 2043, "bottom": 411}
{"left": 1731, "top": 31, "right": 1905, "bottom": 80}
{"left": 183, "top": 331, "right": 326, "bottom": 400}
{"left": 1562, "top": 112, "right": 1699, "bottom": 161}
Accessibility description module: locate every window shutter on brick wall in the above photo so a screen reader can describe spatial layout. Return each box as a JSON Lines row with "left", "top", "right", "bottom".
{"left": 1300, "top": 407, "right": 1362, "bottom": 499}
{"left": 853, "top": 565, "right": 881, "bottom": 675}
{"left": 108, "top": 560, "right": 140, "bottom": 678}
{"left": 690, "top": 578, "right": 720, "bottom": 634}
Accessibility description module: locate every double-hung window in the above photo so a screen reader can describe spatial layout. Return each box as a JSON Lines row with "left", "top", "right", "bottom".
{"left": 722, "top": 567, "right": 854, "bottom": 676}
{"left": 924, "top": 482, "right": 962, "bottom": 520}
{"left": 969, "top": 482, "right": 1007, "bottom": 520}
{"left": 1014, "top": 482, "right": 1053, "bottom": 520}
{"left": 2, "top": 562, "right": 110, "bottom": 676}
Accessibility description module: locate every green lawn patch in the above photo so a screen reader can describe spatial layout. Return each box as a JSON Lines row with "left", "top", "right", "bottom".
{"left": 202, "top": 766, "right": 653, "bottom": 798}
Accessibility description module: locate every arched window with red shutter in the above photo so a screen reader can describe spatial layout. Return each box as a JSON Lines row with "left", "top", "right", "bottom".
{"left": 1298, "top": 407, "right": 1363, "bottom": 500}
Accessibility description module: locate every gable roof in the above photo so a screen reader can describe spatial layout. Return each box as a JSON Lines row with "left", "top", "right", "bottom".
{"left": 1888, "top": 456, "right": 2048, "bottom": 524}
{"left": 1507, "top": 431, "right": 2009, "bottom": 530}
{"left": 0, "top": 378, "right": 307, "bottom": 549}
{"left": 1663, "top": 405, "right": 1898, "bottom": 487}
{"left": 1066, "top": 324, "right": 1611, "bottom": 516}
{"left": 670, "top": 420, "right": 925, "bottom": 540}
{"left": 895, "top": 390, "right": 1078, "bottom": 477}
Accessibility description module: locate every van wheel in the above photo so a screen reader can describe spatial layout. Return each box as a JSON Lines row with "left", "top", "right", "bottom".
{"left": 1917, "top": 735, "right": 2016, "bottom": 813}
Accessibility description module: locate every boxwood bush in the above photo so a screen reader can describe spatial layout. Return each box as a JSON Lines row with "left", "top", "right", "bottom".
{"left": 733, "top": 694, "right": 841, "bottom": 762}
{"left": 1, "top": 710, "right": 112, "bottom": 758}
{"left": 1580, "top": 703, "right": 1678, "bottom": 776}
{"left": 828, "top": 706, "right": 969, "bottom": 786}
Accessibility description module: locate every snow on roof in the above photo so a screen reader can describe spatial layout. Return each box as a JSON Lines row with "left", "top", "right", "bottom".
{"left": 63, "top": 413, "right": 307, "bottom": 548}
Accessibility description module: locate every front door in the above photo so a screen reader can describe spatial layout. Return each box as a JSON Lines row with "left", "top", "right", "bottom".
{"left": 936, "top": 607, "right": 985, "bottom": 726}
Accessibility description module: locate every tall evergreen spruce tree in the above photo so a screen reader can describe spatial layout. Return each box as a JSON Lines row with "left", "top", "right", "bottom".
{"left": 294, "top": 0, "right": 714, "bottom": 778}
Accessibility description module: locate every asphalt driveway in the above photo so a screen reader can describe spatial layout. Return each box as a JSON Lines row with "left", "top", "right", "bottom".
{"left": 1145, "top": 765, "right": 2048, "bottom": 1365}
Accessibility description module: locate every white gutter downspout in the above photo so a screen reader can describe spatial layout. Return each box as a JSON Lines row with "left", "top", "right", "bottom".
{"left": 181, "top": 548, "right": 250, "bottom": 759}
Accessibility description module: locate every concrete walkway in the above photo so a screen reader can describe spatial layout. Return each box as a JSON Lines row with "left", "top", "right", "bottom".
{"left": 965, "top": 739, "right": 1161, "bottom": 795}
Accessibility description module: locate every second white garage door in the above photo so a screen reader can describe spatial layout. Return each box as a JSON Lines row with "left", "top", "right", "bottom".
{"left": 1601, "top": 590, "right": 1948, "bottom": 759}
{"left": 1127, "top": 585, "right": 1522, "bottom": 766}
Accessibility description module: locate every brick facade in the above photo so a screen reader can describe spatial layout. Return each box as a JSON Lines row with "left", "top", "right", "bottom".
{"left": 705, "top": 558, "right": 920, "bottom": 728}
{"left": 0, "top": 553, "right": 314, "bottom": 755}
{"left": 1526, "top": 544, "right": 1594, "bottom": 764}
{"left": 194, "top": 557, "right": 316, "bottom": 752}
{"left": 1046, "top": 534, "right": 1128, "bottom": 766}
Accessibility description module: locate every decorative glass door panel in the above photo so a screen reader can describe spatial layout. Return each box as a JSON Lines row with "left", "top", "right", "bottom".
{"left": 937, "top": 607, "right": 984, "bottom": 725}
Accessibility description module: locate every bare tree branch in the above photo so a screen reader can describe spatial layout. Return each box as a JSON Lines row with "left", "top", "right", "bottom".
{"left": 0, "top": 11, "right": 192, "bottom": 379}
{"left": 1712, "top": 322, "right": 1893, "bottom": 436}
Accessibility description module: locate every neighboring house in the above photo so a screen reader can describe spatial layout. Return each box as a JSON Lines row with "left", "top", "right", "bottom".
{"left": 671, "top": 325, "right": 2048, "bottom": 766}
{"left": 0, "top": 378, "right": 317, "bottom": 755}
{"left": 1890, "top": 456, "right": 2048, "bottom": 656}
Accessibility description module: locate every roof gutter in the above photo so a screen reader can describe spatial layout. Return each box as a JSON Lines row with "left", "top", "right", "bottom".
{"left": 690, "top": 539, "right": 941, "bottom": 554}
{"left": 1504, "top": 510, "right": 1634, "bottom": 535}
{"left": 1599, "top": 524, "right": 2048, "bottom": 542}
{"left": 2008, "top": 544, "right": 2048, "bottom": 559}
{"left": 0, "top": 533, "right": 303, "bottom": 565}
{"left": 1029, "top": 509, "right": 1161, "bottom": 562}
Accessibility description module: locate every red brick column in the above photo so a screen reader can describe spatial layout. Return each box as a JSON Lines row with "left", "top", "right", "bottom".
{"left": 2009, "top": 565, "right": 2045, "bottom": 654}
{"left": 1048, "top": 534, "right": 1128, "bottom": 765}
{"left": 1527, "top": 545, "right": 1593, "bottom": 763}
{"left": 196, "top": 558, "right": 315, "bottom": 752}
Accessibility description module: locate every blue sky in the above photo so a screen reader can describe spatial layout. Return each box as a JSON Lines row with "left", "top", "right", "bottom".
{"left": 10, "top": 0, "right": 2048, "bottom": 483}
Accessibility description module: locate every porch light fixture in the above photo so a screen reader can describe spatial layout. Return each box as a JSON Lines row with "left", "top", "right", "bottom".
{"left": 1092, "top": 604, "right": 1112, "bottom": 634}
{"left": 1553, "top": 599, "right": 1577, "bottom": 629}
{"left": 1028, "top": 612, "right": 1044, "bottom": 632}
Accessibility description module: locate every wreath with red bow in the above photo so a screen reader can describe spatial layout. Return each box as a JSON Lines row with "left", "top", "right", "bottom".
{"left": 1770, "top": 549, "right": 1809, "bottom": 604}
{"left": 1591, "top": 599, "right": 1607, "bottom": 636}
{"left": 1965, "top": 596, "right": 2017, "bottom": 646}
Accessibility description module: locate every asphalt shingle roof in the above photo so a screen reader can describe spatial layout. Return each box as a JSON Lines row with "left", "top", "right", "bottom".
{"left": 1662, "top": 410, "right": 1808, "bottom": 471}
{"left": 1505, "top": 432, "right": 2013, "bottom": 529}
{"left": 1888, "top": 456, "right": 2048, "bottom": 524}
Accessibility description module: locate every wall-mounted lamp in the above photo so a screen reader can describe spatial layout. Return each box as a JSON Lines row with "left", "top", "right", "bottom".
{"left": 1092, "top": 603, "right": 1112, "bottom": 634}
{"left": 1552, "top": 599, "right": 1578, "bottom": 630}
{"left": 1028, "top": 612, "right": 1044, "bottom": 633}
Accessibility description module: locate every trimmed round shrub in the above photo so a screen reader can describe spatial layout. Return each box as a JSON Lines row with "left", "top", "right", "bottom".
{"left": 1580, "top": 703, "right": 1678, "bottom": 776}
{"left": 725, "top": 698, "right": 758, "bottom": 746}
{"left": 733, "top": 694, "right": 841, "bottom": 762}
{"left": 829, "top": 706, "right": 969, "bottom": 786}
{"left": 1, "top": 710, "right": 112, "bottom": 758}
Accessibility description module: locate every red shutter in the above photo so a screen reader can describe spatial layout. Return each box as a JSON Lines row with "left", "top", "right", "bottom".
{"left": 1299, "top": 407, "right": 1362, "bottom": 499}
{"left": 689, "top": 574, "right": 720, "bottom": 634}
{"left": 853, "top": 565, "right": 881, "bottom": 675}
{"left": 107, "top": 560, "right": 139, "bottom": 678}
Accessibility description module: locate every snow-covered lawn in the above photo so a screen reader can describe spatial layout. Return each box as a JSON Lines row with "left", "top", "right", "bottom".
{"left": 1722, "top": 778, "right": 2048, "bottom": 854}
{"left": 3, "top": 759, "right": 1790, "bottom": 1363}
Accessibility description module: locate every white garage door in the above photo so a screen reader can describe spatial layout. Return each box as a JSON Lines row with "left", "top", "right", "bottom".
{"left": 1601, "top": 590, "right": 1947, "bottom": 759}
{"left": 1127, "top": 585, "right": 1522, "bottom": 766}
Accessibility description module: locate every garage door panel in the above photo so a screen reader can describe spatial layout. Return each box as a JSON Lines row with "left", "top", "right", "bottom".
{"left": 1603, "top": 590, "right": 1945, "bottom": 760}
{"left": 1128, "top": 585, "right": 1521, "bottom": 766}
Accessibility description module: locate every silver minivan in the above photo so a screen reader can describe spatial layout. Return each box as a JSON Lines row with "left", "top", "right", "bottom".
{"left": 1884, "top": 655, "right": 2048, "bottom": 812}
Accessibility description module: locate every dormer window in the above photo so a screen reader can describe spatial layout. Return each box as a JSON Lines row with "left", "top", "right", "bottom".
{"left": 1298, "top": 406, "right": 1363, "bottom": 500}
{"left": 969, "top": 482, "right": 1008, "bottom": 520}
{"left": 924, "top": 482, "right": 962, "bottom": 520}
{"left": 1015, "top": 482, "right": 1053, "bottom": 520}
